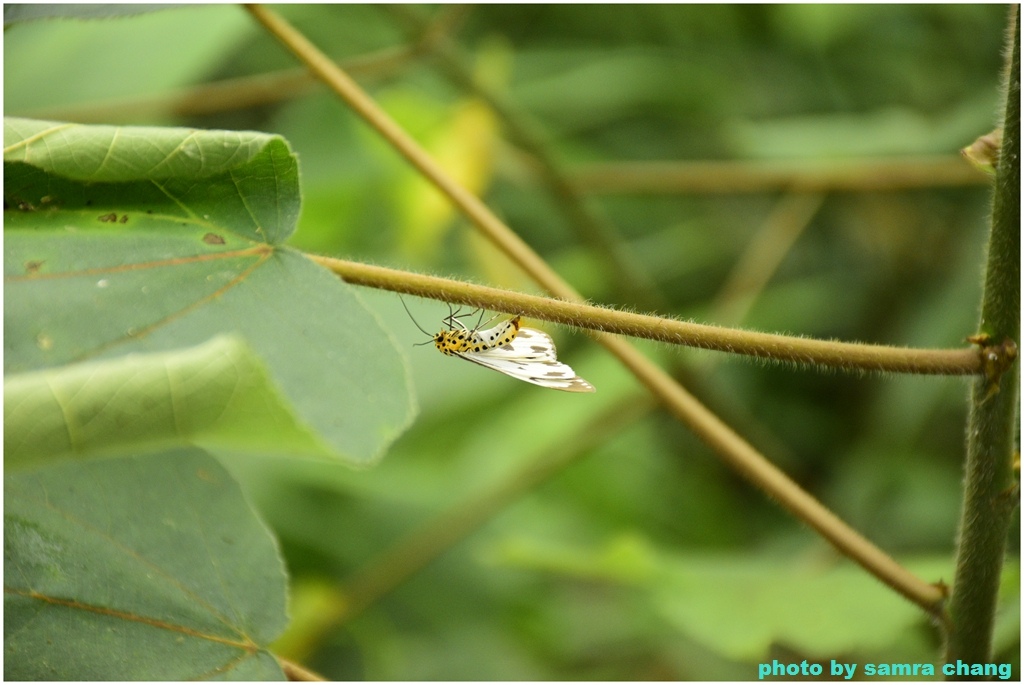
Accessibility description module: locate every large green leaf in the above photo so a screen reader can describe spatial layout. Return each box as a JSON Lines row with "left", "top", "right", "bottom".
{"left": 4, "top": 119, "right": 416, "bottom": 466}
{"left": 4, "top": 336, "right": 330, "bottom": 469}
{"left": 4, "top": 449, "right": 288, "bottom": 680}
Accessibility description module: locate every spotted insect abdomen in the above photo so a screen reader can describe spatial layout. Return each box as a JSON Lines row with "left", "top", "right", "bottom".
{"left": 467, "top": 316, "right": 521, "bottom": 352}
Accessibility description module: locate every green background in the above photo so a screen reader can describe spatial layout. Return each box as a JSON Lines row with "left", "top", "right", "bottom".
{"left": 4, "top": 4, "right": 1018, "bottom": 680}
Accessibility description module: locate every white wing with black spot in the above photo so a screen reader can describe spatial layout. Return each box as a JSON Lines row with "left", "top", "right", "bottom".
{"left": 456, "top": 327, "right": 596, "bottom": 393}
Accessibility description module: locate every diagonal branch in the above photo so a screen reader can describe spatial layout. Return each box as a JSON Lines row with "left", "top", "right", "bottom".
{"left": 246, "top": 2, "right": 945, "bottom": 616}
{"left": 383, "top": 4, "right": 668, "bottom": 310}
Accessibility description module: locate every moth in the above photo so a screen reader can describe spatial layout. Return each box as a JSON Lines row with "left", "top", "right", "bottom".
{"left": 403, "top": 301, "right": 595, "bottom": 393}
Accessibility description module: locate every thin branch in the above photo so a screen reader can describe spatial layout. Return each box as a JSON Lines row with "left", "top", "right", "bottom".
{"left": 310, "top": 254, "right": 982, "bottom": 377}
{"left": 572, "top": 155, "right": 991, "bottom": 195}
{"left": 276, "top": 655, "right": 327, "bottom": 682}
{"left": 248, "top": 3, "right": 946, "bottom": 616}
{"left": 243, "top": 4, "right": 588, "bottom": 301}
{"left": 945, "top": 6, "right": 1020, "bottom": 667}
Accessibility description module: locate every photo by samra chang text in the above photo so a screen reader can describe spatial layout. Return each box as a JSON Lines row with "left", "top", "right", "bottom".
{"left": 758, "top": 659, "right": 1014, "bottom": 680}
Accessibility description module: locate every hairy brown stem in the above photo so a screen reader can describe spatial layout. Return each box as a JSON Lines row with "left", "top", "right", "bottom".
{"left": 311, "top": 255, "right": 982, "bottom": 376}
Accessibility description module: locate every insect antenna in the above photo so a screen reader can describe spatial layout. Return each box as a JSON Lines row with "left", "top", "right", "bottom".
{"left": 399, "top": 296, "right": 435, "bottom": 343}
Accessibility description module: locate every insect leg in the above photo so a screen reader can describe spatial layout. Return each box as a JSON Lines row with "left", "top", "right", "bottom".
{"left": 445, "top": 303, "right": 469, "bottom": 330}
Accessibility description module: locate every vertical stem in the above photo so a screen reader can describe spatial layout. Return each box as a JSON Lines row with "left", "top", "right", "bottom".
{"left": 945, "top": 7, "right": 1020, "bottom": 669}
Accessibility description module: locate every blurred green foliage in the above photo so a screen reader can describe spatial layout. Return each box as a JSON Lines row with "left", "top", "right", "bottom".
{"left": 4, "top": 4, "right": 1017, "bottom": 680}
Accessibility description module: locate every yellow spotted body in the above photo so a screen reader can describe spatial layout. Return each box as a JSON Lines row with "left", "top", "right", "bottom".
{"left": 434, "top": 315, "right": 521, "bottom": 355}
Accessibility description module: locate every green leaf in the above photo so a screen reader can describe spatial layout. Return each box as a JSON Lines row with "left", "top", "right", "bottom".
{"left": 4, "top": 449, "right": 288, "bottom": 680}
{"left": 4, "top": 117, "right": 297, "bottom": 242}
{"left": 4, "top": 336, "right": 332, "bottom": 470}
{"left": 650, "top": 556, "right": 949, "bottom": 661}
{"left": 4, "top": 8, "right": 253, "bottom": 114}
{"left": 3, "top": 4, "right": 184, "bottom": 26}
{"left": 4, "top": 119, "right": 416, "bottom": 466}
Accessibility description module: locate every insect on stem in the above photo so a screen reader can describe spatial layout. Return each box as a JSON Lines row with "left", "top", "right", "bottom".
{"left": 399, "top": 295, "right": 596, "bottom": 393}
